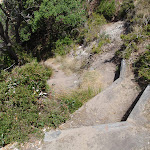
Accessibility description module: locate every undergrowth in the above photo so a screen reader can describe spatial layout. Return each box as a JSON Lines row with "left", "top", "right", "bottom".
{"left": 115, "top": 0, "right": 150, "bottom": 87}
{"left": 77, "top": 13, "right": 107, "bottom": 44}
{"left": 0, "top": 61, "right": 52, "bottom": 147}
{"left": 58, "top": 88, "right": 100, "bottom": 114}
{"left": 92, "top": 33, "right": 110, "bottom": 54}
{"left": 134, "top": 49, "right": 150, "bottom": 87}
{"left": 116, "top": 0, "right": 150, "bottom": 60}
{"left": 53, "top": 36, "right": 74, "bottom": 56}
{"left": 96, "top": 0, "right": 116, "bottom": 21}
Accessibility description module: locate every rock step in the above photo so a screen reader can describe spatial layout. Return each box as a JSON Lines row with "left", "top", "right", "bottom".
{"left": 42, "top": 85, "right": 150, "bottom": 150}
{"left": 43, "top": 122, "right": 150, "bottom": 150}
{"left": 59, "top": 60, "right": 139, "bottom": 129}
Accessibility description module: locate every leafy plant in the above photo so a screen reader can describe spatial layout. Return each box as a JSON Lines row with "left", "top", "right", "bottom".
{"left": 134, "top": 50, "right": 150, "bottom": 87}
{"left": 116, "top": 33, "right": 143, "bottom": 59}
{"left": 0, "top": 61, "right": 52, "bottom": 147}
{"left": 0, "top": 60, "right": 101, "bottom": 147}
{"left": 53, "top": 37, "right": 73, "bottom": 56}
{"left": 118, "top": 0, "right": 134, "bottom": 19}
{"left": 96, "top": 0, "right": 116, "bottom": 20}
{"left": 32, "top": 0, "right": 85, "bottom": 31}
{"left": 84, "top": 13, "right": 107, "bottom": 43}
{"left": 92, "top": 33, "right": 110, "bottom": 54}
{"left": 0, "top": 0, "right": 85, "bottom": 68}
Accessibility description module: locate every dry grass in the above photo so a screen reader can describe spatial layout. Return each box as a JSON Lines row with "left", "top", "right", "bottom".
{"left": 50, "top": 55, "right": 102, "bottom": 98}
{"left": 55, "top": 55, "right": 83, "bottom": 75}
{"left": 134, "top": 0, "right": 150, "bottom": 28}
{"left": 79, "top": 70, "right": 102, "bottom": 91}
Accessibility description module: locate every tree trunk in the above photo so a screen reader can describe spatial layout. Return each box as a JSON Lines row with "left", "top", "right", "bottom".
{"left": 0, "top": 21, "right": 19, "bottom": 64}
{"left": 7, "top": 45, "right": 19, "bottom": 64}
{"left": 15, "top": 25, "right": 21, "bottom": 43}
{"left": 15, "top": 17, "right": 22, "bottom": 43}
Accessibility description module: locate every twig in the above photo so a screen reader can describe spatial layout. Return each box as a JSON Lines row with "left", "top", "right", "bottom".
{"left": 4, "top": 63, "right": 15, "bottom": 71}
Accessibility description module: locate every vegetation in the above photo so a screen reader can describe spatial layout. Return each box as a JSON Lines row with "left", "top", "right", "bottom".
{"left": 118, "top": 33, "right": 141, "bottom": 59}
{"left": 58, "top": 88, "right": 100, "bottom": 114}
{"left": 53, "top": 37, "right": 73, "bottom": 56}
{"left": 92, "top": 33, "right": 110, "bottom": 54}
{"left": 118, "top": 0, "right": 134, "bottom": 19}
{"left": 0, "top": 0, "right": 85, "bottom": 69}
{"left": 134, "top": 49, "right": 150, "bottom": 87}
{"left": 0, "top": 0, "right": 150, "bottom": 147}
{"left": 0, "top": 61, "right": 52, "bottom": 146}
{"left": 96, "top": 0, "right": 116, "bottom": 20}
{"left": 77, "top": 13, "right": 107, "bottom": 45}
{"left": 0, "top": 61, "right": 99, "bottom": 147}
{"left": 115, "top": 0, "right": 150, "bottom": 87}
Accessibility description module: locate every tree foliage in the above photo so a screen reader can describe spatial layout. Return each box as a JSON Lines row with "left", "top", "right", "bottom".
{"left": 96, "top": 0, "right": 116, "bottom": 20}
{"left": 32, "top": 0, "right": 84, "bottom": 30}
{"left": 0, "top": 0, "right": 85, "bottom": 69}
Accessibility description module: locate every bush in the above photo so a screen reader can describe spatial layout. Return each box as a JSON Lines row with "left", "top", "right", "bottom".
{"left": 118, "top": 0, "right": 134, "bottom": 19}
{"left": 76, "top": 13, "right": 107, "bottom": 44}
{"left": 96, "top": 0, "right": 116, "bottom": 20}
{"left": 0, "top": 61, "right": 52, "bottom": 147}
{"left": 116, "top": 33, "right": 143, "bottom": 59}
{"left": 92, "top": 33, "right": 110, "bottom": 54}
{"left": 134, "top": 50, "right": 150, "bottom": 87}
{"left": 58, "top": 88, "right": 99, "bottom": 114}
{"left": 53, "top": 37, "right": 73, "bottom": 56}
{"left": 0, "top": 61, "right": 100, "bottom": 147}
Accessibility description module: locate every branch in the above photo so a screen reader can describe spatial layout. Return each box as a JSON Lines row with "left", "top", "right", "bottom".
{"left": 0, "top": 21, "right": 7, "bottom": 43}
{"left": 5, "top": 17, "right": 9, "bottom": 40}
{"left": 0, "top": 4, "right": 10, "bottom": 18}
{"left": 4, "top": 63, "right": 15, "bottom": 71}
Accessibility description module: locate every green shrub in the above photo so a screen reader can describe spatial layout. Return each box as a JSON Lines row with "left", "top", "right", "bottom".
{"left": 146, "top": 44, "right": 150, "bottom": 50}
{"left": 0, "top": 53, "right": 13, "bottom": 70}
{"left": 118, "top": 33, "right": 142, "bottom": 59}
{"left": 76, "top": 13, "right": 107, "bottom": 45}
{"left": 96, "top": 0, "right": 116, "bottom": 20}
{"left": 92, "top": 33, "right": 110, "bottom": 54}
{"left": 53, "top": 37, "right": 73, "bottom": 56}
{"left": 134, "top": 50, "right": 150, "bottom": 87}
{"left": 0, "top": 61, "right": 52, "bottom": 147}
{"left": 118, "top": 0, "right": 134, "bottom": 19}
{"left": 82, "top": 14, "right": 107, "bottom": 43}
{"left": 58, "top": 88, "right": 99, "bottom": 113}
{"left": 88, "top": 13, "right": 107, "bottom": 27}
{"left": 0, "top": 61, "right": 100, "bottom": 147}
{"left": 76, "top": 28, "right": 88, "bottom": 45}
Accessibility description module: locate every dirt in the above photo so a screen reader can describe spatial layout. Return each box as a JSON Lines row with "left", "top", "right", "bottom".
{"left": 44, "top": 21, "right": 125, "bottom": 93}
{"left": 44, "top": 59, "right": 79, "bottom": 95}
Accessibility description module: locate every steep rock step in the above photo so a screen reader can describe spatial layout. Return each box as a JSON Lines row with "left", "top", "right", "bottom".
{"left": 59, "top": 60, "right": 140, "bottom": 129}
{"left": 42, "top": 85, "right": 150, "bottom": 150}
{"left": 43, "top": 122, "right": 150, "bottom": 150}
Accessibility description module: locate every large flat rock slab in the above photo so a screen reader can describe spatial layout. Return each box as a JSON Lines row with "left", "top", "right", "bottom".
{"left": 43, "top": 122, "right": 150, "bottom": 150}
{"left": 42, "top": 85, "right": 150, "bottom": 150}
